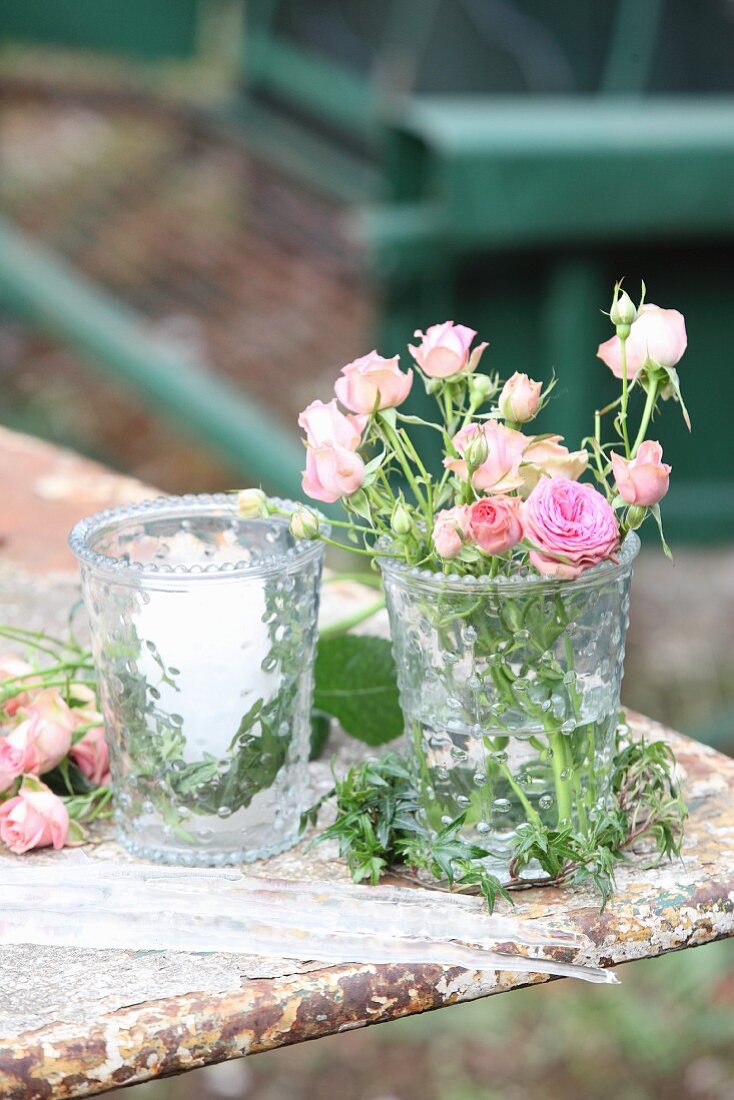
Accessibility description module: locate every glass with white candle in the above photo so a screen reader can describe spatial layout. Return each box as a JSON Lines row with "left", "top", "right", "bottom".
{"left": 69, "top": 494, "right": 325, "bottom": 865}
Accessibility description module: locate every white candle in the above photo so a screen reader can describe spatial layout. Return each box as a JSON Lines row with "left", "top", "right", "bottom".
{"left": 135, "top": 576, "right": 278, "bottom": 762}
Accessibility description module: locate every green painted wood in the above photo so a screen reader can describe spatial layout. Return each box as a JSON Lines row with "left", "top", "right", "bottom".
{"left": 376, "top": 97, "right": 734, "bottom": 248}
{"left": 245, "top": 34, "right": 374, "bottom": 137}
{"left": 0, "top": 0, "right": 202, "bottom": 59}
{"left": 0, "top": 217, "right": 304, "bottom": 499}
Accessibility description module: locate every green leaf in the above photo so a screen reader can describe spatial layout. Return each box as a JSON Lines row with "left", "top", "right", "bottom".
{"left": 309, "top": 710, "right": 332, "bottom": 760}
{"left": 362, "top": 450, "right": 386, "bottom": 478}
{"left": 314, "top": 635, "right": 403, "bottom": 746}
{"left": 659, "top": 364, "right": 691, "bottom": 431}
{"left": 650, "top": 503, "right": 673, "bottom": 560}
{"left": 66, "top": 819, "right": 87, "bottom": 846}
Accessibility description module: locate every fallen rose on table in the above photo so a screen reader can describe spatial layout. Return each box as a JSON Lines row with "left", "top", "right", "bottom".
{"left": 0, "top": 634, "right": 112, "bottom": 854}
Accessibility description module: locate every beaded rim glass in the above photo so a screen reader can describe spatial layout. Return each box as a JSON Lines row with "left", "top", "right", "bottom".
{"left": 379, "top": 532, "right": 640, "bottom": 594}
{"left": 68, "top": 493, "right": 325, "bottom": 580}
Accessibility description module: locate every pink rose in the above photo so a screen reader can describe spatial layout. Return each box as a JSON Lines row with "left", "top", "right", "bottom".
{"left": 0, "top": 783, "right": 69, "bottom": 853}
{"left": 0, "top": 739, "right": 22, "bottom": 792}
{"left": 520, "top": 436, "right": 589, "bottom": 494}
{"left": 523, "top": 478, "right": 620, "bottom": 580}
{"left": 0, "top": 713, "right": 72, "bottom": 780}
{"left": 597, "top": 304, "right": 687, "bottom": 381}
{"left": 432, "top": 506, "right": 470, "bottom": 559}
{"left": 611, "top": 440, "right": 671, "bottom": 507}
{"left": 0, "top": 655, "right": 35, "bottom": 718}
{"left": 445, "top": 421, "right": 527, "bottom": 494}
{"left": 334, "top": 351, "right": 413, "bottom": 414}
{"left": 302, "top": 445, "right": 365, "bottom": 504}
{"left": 298, "top": 399, "right": 365, "bottom": 450}
{"left": 0, "top": 734, "right": 25, "bottom": 784}
{"left": 409, "top": 322, "right": 487, "bottom": 379}
{"left": 70, "top": 726, "right": 111, "bottom": 787}
{"left": 467, "top": 496, "right": 524, "bottom": 556}
{"left": 498, "top": 373, "right": 542, "bottom": 423}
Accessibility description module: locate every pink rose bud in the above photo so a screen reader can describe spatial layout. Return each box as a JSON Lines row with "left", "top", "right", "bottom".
{"left": 334, "top": 351, "right": 413, "bottom": 414}
{"left": 70, "top": 726, "right": 111, "bottom": 787}
{"left": 597, "top": 304, "right": 687, "bottom": 381}
{"left": 0, "top": 783, "right": 69, "bottom": 853}
{"left": 302, "top": 445, "right": 366, "bottom": 504}
{"left": 523, "top": 478, "right": 619, "bottom": 580}
{"left": 498, "top": 373, "right": 543, "bottom": 424}
{"left": 467, "top": 496, "right": 524, "bottom": 556}
{"left": 298, "top": 399, "right": 366, "bottom": 451}
{"left": 0, "top": 655, "right": 35, "bottom": 717}
{"left": 611, "top": 440, "right": 671, "bottom": 507}
{"left": 521, "top": 436, "right": 589, "bottom": 494}
{"left": 432, "top": 506, "right": 470, "bottom": 559}
{"left": 409, "top": 322, "right": 488, "bottom": 379}
{"left": 444, "top": 421, "right": 527, "bottom": 494}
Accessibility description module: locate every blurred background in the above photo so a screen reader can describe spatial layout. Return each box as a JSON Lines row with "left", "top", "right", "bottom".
{"left": 1, "top": 1, "right": 734, "bottom": 1096}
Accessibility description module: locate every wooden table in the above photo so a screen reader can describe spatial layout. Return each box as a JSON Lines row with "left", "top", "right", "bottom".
{"left": 1, "top": 429, "right": 733, "bottom": 1100}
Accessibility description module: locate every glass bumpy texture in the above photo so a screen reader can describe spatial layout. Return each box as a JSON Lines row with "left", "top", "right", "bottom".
{"left": 381, "top": 535, "right": 639, "bottom": 880}
{"left": 70, "top": 495, "right": 324, "bottom": 866}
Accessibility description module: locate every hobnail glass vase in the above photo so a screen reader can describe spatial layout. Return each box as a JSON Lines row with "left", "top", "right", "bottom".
{"left": 380, "top": 534, "right": 639, "bottom": 879}
{"left": 69, "top": 494, "right": 324, "bottom": 865}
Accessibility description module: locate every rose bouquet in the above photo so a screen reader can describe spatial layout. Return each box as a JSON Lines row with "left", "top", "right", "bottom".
{"left": 0, "top": 631, "right": 111, "bottom": 855}
{"left": 281, "top": 282, "right": 689, "bottom": 885}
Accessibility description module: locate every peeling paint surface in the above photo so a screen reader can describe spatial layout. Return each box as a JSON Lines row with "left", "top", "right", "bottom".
{"left": 0, "top": 716, "right": 733, "bottom": 1099}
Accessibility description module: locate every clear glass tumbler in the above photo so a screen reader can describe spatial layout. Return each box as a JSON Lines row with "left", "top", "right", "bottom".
{"left": 380, "top": 534, "right": 639, "bottom": 880}
{"left": 69, "top": 494, "right": 324, "bottom": 865}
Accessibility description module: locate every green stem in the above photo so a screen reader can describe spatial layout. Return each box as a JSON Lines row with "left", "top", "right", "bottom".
{"left": 319, "top": 535, "right": 389, "bottom": 559}
{"left": 592, "top": 411, "right": 609, "bottom": 489}
{"left": 499, "top": 763, "right": 541, "bottom": 825}
{"left": 0, "top": 659, "right": 93, "bottom": 686}
{"left": 0, "top": 628, "right": 74, "bottom": 663}
{"left": 586, "top": 724, "right": 597, "bottom": 807}
{"left": 2, "top": 677, "right": 97, "bottom": 696}
{"left": 378, "top": 415, "right": 429, "bottom": 521}
{"left": 548, "top": 731, "right": 573, "bottom": 825}
{"left": 0, "top": 624, "right": 80, "bottom": 651}
{"left": 619, "top": 333, "right": 632, "bottom": 457}
{"left": 319, "top": 596, "right": 386, "bottom": 639}
{"left": 398, "top": 428, "right": 434, "bottom": 518}
{"left": 631, "top": 378, "right": 659, "bottom": 457}
{"left": 320, "top": 516, "right": 378, "bottom": 535}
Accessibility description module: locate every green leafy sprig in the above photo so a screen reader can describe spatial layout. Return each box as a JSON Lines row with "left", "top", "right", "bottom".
{"left": 304, "top": 727, "right": 686, "bottom": 914}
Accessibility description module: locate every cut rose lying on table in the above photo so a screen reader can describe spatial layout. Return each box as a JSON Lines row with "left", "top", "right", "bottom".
{"left": 0, "top": 644, "right": 111, "bottom": 854}
{"left": 240, "top": 282, "right": 686, "bottom": 575}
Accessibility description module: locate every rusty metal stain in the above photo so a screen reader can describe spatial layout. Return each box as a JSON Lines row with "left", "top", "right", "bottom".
{"left": 2, "top": 713, "right": 734, "bottom": 1099}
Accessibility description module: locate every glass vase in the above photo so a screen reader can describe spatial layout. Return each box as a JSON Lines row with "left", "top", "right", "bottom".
{"left": 380, "top": 535, "right": 639, "bottom": 880}
{"left": 69, "top": 494, "right": 325, "bottom": 866}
